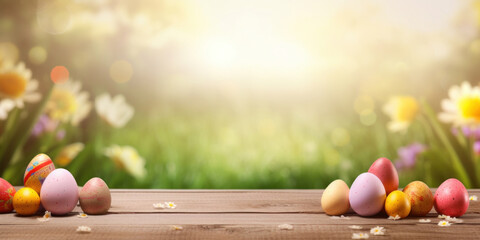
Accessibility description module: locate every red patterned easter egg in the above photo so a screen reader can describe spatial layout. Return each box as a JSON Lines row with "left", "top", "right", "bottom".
{"left": 0, "top": 178, "right": 16, "bottom": 213}
{"left": 24, "top": 153, "right": 55, "bottom": 194}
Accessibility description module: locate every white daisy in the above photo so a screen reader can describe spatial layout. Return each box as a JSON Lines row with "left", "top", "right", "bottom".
{"left": 370, "top": 226, "right": 385, "bottom": 236}
{"left": 331, "top": 215, "right": 351, "bottom": 220}
{"left": 95, "top": 93, "right": 134, "bottom": 128}
{"left": 419, "top": 219, "right": 431, "bottom": 223}
{"left": 37, "top": 211, "right": 51, "bottom": 222}
{"left": 349, "top": 225, "right": 363, "bottom": 230}
{"left": 153, "top": 202, "right": 165, "bottom": 209}
{"left": 0, "top": 61, "right": 41, "bottom": 108}
{"left": 438, "top": 220, "right": 451, "bottom": 227}
{"left": 438, "top": 214, "right": 448, "bottom": 219}
{"left": 439, "top": 81, "right": 480, "bottom": 126}
{"left": 77, "top": 213, "right": 88, "bottom": 218}
{"left": 76, "top": 226, "right": 92, "bottom": 233}
{"left": 105, "top": 145, "right": 146, "bottom": 179}
{"left": 470, "top": 195, "right": 478, "bottom": 201}
{"left": 383, "top": 96, "right": 419, "bottom": 132}
{"left": 278, "top": 224, "right": 293, "bottom": 230}
{"left": 388, "top": 215, "right": 401, "bottom": 220}
{"left": 164, "top": 202, "right": 176, "bottom": 209}
{"left": 445, "top": 216, "right": 463, "bottom": 223}
{"left": 0, "top": 99, "right": 15, "bottom": 120}
{"left": 45, "top": 79, "right": 91, "bottom": 126}
{"left": 171, "top": 225, "right": 183, "bottom": 231}
{"left": 352, "top": 233, "right": 369, "bottom": 239}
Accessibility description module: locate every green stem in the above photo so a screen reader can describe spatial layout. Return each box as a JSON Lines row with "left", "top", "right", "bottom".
{"left": 0, "top": 86, "right": 53, "bottom": 177}
{"left": 421, "top": 100, "right": 476, "bottom": 187}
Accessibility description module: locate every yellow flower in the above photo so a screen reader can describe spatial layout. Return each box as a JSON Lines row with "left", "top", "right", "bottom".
{"left": 95, "top": 93, "right": 134, "bottom": 128}
{"left": 45, "top": 80, "right": 91, "bottom": 126}
{"left": 105, "top": 145, "right": 146, "bottom": 179}
{"left": 0, "top": 62, "right": 41, "bottom": 108}
{"left": 352, "top": 233, "right": 369, "bottom": 239}
{"left": 165, "top": 202, "right": 176, "bottom": 209}
{"left": 369, "top": 226, "right": 385, "bottom": 236}
{"left": 438, "top": 220, "right": 451, "bottom": 227}
{"left": 37, "top": 211, "right": 51, "bottom": 222}
{"left": 439, "top": 82, "right": 480, "bottom": 126}
{"left": 383, "top": 96, "right": 419, "bottom": 132}
{"left": 54, "top": 142, "right": 85, "bottom": 167}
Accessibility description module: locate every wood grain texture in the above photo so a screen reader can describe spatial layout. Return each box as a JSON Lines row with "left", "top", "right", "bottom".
{"left": 0, "top": 189, "right": 479, "bottom": 239}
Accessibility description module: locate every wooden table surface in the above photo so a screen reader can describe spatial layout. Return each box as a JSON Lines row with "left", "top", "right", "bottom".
{"left": 0, "top": 189, "right": 479, "bottom": 239}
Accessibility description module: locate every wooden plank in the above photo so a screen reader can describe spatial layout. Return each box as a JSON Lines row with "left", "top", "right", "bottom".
{"left": 1, "top": 189, "right": 478, "bottom": 239}
{"left": 107, "top": 189, "right": 480, "bottom": 214}
{"left": 2, "top": 220, "right": 480, "bottom": 240}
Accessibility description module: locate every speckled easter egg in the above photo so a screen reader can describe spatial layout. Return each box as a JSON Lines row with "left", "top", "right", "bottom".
{"left": 79, "top": 177, "right": 111, "bottom": 215}
{"left": 0, "top": 178, "right": 16, "bottom": 213}
{"left": 24, "top": 153, "right": 55, "bottom": 194}
{"left": 368, "top": 158, "right": 399, "bottom": 195}
{"left": 40, "top": 168, "right": 78, "bottom": 215}
{"left": 434, "top": 178, "right": 469, "bottom": 217}
{"left": 13, "top": 187, "right": 40, "bottom": 215}
{"left": 349, "top": 172, "right": 386, "bottom": 216}
{"left": 385, "top": 190, "right": 411, "bottom": 218}
{"left": 403, "top": 181, "right": 433, "bottom": 216}
{"left": 321, "top": 179, "right": 350, "bottom": 216}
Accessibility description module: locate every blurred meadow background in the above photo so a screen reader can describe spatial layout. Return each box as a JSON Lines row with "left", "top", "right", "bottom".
{"left": 1, "top": 0, "right": 480, "bottom": 189}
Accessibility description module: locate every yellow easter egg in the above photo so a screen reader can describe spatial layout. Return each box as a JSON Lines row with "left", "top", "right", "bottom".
{"left": 13, "top": 187, "right": 40, "bottom": 215}
{"left": 385, "top": 190, "right": 411, "bottom": 218}
{"left": 24, "top": 153, "right": 55, "bottom": 194}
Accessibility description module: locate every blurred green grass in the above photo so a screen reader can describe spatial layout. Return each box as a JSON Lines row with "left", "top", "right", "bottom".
{"left": 58, "top": 107, "right": 436, "bottom": 189}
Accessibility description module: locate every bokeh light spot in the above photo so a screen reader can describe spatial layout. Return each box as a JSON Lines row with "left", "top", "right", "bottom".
{"left": 50, "top": 66, "right": 69, "bottom": 84}
{"left": 330, "top": 128, "right": 350, "bottom": 147}
{"left": 109, "top": 60, "right": 133, "bottom": 83}
{"left": 0, "top": 42, "right": 19, "bottom": 63}
{"left": 359, "top": 110, "right": 377, "bottom": 126}
{"left": 36, "top": 0, "right": 72, "bottom": 34}
{"left": 29, "top": 46, "right": 48, "bottom": 65}
{"left": 470, "top": 39, "right": 480, "bottom": 55}
{"left": 354, "top": 95, "right": 375, "bottom": 115}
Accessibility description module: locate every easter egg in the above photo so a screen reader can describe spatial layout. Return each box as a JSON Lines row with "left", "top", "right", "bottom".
{"left": 349, "top": 172, "right": 386, "bottom": 216}
{"left": 385, "top": 190, "right": 411, "bottom": 218}
{"left": 368, "top": 157, "right": 399, "bottom": 195}
{"left": 40, "top": 168, "right": 78, "bottom": 215}
{"left": 24, "top": 153, "right": 55, "bottom": 194}
{"left": 13, "top": 187, "right": 40, "bottom": 215}
{"left": 434, "top": 178, "right": 469, "bottom": 217}
{"left": 321, "top": 179, "right": 350, "bottom": 216}
{"left": 0, "top": 178, "right": 16, "bottom": 213}
{"left": 79, "top": 177, "right": 111, "bottom": 215}
{"left": 403, "top": 181, "right": 433, "bottom": 216}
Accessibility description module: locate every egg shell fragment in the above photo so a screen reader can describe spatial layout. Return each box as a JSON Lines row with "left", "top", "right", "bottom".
{"left": 40, "top": 168, "right": 79, "bottom": 215}
{"left": 24, "top": 153, "right": 55, "bottom": 194}
{"left": 403, "top": 181, "right": 433, "bottom": 216}
{"left": 321, "top": 179, "right": 350, "bottom": 216}
{"left": 79, "top": 177, "right": 111, "bottom": 215}
{"left": 13, "top": 187, "right": 40, "bottom": 216}
{"left": 368, "top": 157, "right": 399, "bottom": 195}
{"left": 0, "top": 178, "right": 16, "bottom": 213}
{"left": 434, "top": 178, "right": 469, "bottom": 217}
{"left": 349, "top": 172, "right": 386, "bottom": 216}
